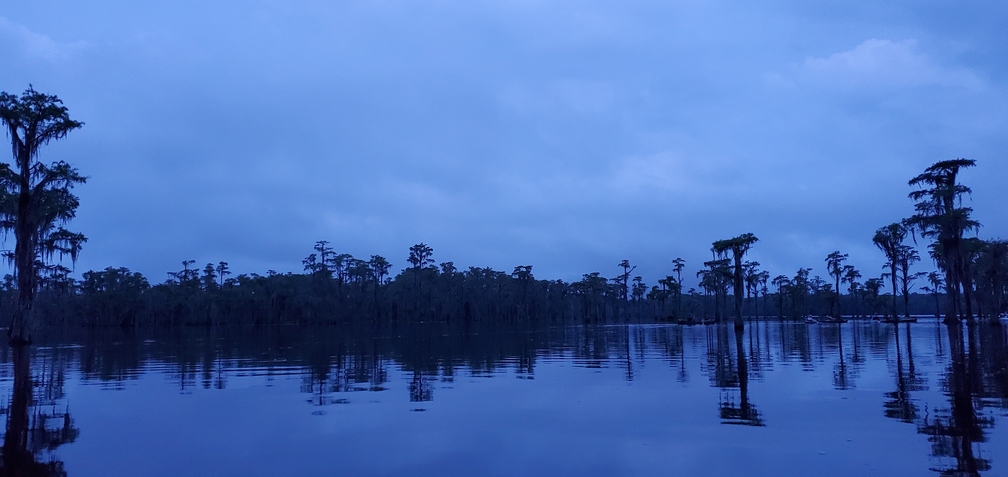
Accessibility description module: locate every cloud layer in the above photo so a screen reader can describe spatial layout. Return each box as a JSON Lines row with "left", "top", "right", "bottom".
{"left": 1, "top": 1, "right": 1006, "bottom": 288}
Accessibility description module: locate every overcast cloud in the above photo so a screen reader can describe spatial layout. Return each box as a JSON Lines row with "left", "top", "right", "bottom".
{"left": 1, "top": 1, "right": 1006, "bottom": 288}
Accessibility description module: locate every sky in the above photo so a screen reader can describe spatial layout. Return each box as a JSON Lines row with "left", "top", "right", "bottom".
{"left": 1, "top": 1, "right": 1006, "bottom": 289}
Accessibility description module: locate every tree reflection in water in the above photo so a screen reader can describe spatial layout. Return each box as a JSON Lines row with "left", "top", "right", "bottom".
{"left": 0, "top": 321, "right": 1005, "bottom": 475}
{"left": 832, "top": 322, "right": 854, "bottom": 390}
{"left": 0, "top": 345, "right": 78, "bottom": 477}
{"left": 719, "top": 325, "right": 764, "bottom": 426}
{"left": 875, "top": 320, "right": 1004, "bottom": 476}
{"left": 915, "top": 323, "right": 995, "bottom": 476}
{"left": 884, "top": 323, "right": 928, "bottom": 423}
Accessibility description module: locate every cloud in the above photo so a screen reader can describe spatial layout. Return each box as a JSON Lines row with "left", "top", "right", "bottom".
{"left": 0, "top": 16, "right": 88, "bottom": 62}
{"left": 610, "top": 152, "right": 737, "bottom": 198}
{"left": 498, "top": 79, "right": 619, "bottom": 117}
{"left": 4, "top": 2, "right": 1007, "bottom": 289}
{"left": 799, "top": 39, "right": 983, "bottom": 91}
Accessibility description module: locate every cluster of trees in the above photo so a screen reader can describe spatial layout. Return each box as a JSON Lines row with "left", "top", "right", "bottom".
{"left": 10, "top": 239, "right": 957, "bottom": 329}
{"left": 880, "top": 159, "right": 1006, "bottom": 325}
{"left": 2, "top": 87, "right": 1006, "bottom": 336}
{"left": 11, "top": 244, "right": 669, "bottom": 327}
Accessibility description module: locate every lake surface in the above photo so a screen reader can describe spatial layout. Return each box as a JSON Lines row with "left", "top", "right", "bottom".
{"left": 2, "top": 320, "right": 1006, "bottom": 476}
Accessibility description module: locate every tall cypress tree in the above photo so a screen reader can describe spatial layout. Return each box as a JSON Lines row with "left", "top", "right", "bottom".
{"left": 0, "top": 87, "right": 86, "bottom": 344}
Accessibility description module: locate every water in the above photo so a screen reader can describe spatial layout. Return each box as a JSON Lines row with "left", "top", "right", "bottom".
{"left": 1, "top": 320, "right": 1006, "bottom": 476}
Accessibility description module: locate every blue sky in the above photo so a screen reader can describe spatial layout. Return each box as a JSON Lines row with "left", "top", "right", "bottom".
{"left": 1, "top": 1, "right": 1006, "bottom": 288}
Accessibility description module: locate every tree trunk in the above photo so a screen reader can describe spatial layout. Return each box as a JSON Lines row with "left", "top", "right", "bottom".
{"left": 9, "top": 159, "right": 35, "bottom": 345}
{"left": 889, "top": 263, "right": 898, "bottom": 320}
{"left": 733, "top": 254, "right": 744, "bottom": 331}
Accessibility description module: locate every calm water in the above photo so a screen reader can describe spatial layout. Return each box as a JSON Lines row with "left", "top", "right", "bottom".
{"left": 2, "top": 320, "right": 1006, "bottom": 476}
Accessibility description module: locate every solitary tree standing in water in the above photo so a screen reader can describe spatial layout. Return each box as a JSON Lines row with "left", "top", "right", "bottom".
{"left": 712, "top": 233, "right": 758, "bottom": 331}
{"left": 0, "top": 88, "right": 86, "bottom": 344}
{"left": 825, "top": 251, "right": 848, "bottom": 319}
{"left": 873, "top": 223, "right": 907, "bottom": 320}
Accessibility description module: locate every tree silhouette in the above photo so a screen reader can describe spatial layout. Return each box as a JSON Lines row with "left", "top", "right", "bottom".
{"left": 698, "top": 259, "right": 731, "bottom": 322}
{"left": 743, "top": 260, "right": 760, "bottom": 320}
{"left": 905, "top": 159, "right": 980, "bottom": 324}
{"left": 672, "top": 257, "right": 686, "bottom": 318}
{"left": 841, "top": 265, "right": 861, "bottom": 318}
{"left": 789, "top": 268, "right": 812, "bottom": 318}
{"left": 406, "top": 243, "right": 434, "bottom": 299}
{"left": 0, "top": 87, "right": 86, "bottom": 345}
{"left": 895, "top": 245, "right": 924, "bottom": 319}
{"left": 215, "top": 261, "right": 231, "bottom": 288}
{"left": 712, "top": 233, "right": 759, "bottom": 330}
{"left": 617, "top": 260, "right": 636, "bottom": 301}
{"left": 201, "top": 263, "right": 217, "bottom": 291}
{"left": 863, "top": 277, "right": 884, "bottom": 318}
{"left": 972, "top": 239, "right": 1008, "bottom": 319}
{"left": 408, "top": 243, "right": 434, "bottom": 269}
{"left": 825, "top": 251, "right": 848, "bottom": 319}
{"left": 631, "top": 276, "right": 646, "bottom": 302}
{"left": 874, "top": 223, "right": 908, "bottom": 320}
{"left": 368, "top": 255, "right": 392, "bottom": 285}
{"left": 920, "top": 272, "right": 944, "bottom": 319}
{"left": 756, "top": 270, "right": 770, "bottom": 321}
{"left": 771, "top": 275, "right": 789, "bottom": 320}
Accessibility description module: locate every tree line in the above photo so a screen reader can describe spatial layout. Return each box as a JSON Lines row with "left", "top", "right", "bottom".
{"left": 2, "top": 87, "right": 1006, "bottom": 335}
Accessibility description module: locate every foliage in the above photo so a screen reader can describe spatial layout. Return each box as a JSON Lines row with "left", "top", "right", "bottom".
{"left": 0, "top": 87, "right": 86, "bottom": 343}
{"left": 905, "top": 159, "right": 980, "bottom": 323}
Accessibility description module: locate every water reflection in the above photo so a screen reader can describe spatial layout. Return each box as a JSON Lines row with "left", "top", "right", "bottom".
{"left": 885, "top": 323, "right": 928, "bottom": 423}
{"left": 916, "top": 324, "right": 995, "bottom": 476}
{"left": 0, "top": 346, "right": 78, "bottom": 476}
{"left": 0, "top": 321, "right": 1005, "bottom": 476}
{"left": 832, "top": 322, "right": 853, "bottom": 390}
{"left": 719, "top": 326, "right": 764, "bottom": 426}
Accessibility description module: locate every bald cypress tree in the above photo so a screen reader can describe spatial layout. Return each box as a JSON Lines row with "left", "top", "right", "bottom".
{"left": 0, "top": 87, "right": 86, "bottom": 344}
{"left": 712, "top": 233, "right": 758, "bottom": 330}
{"left": 873, "top": 223, "right": 907, "bottom": 320}
{"left": 905, "top": 159, "right": 980, "bottom": 324}
{"left": 825, "top": 251, "right": 848, "bottom": 319}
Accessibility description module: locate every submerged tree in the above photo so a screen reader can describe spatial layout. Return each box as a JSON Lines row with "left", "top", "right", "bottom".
{"left": 0, "top": 87, "right": 86, "bottom": 344}
{"left": 825, "top": 251, "right": 848, "bottom": 318}
{"left": 841, "top": 265, "right": 861, "bottom": 317}
{"left": 743, "top": 260, "right": 761, "bottom": 319}
{"left": 712, "top": 233, "right": 758, "bottom": 330}
{"left": 672, "top": 257, "right": 686, "bottom": 317}
{"left": 863, "top": 277, "right": 884, "bottom": 317}
{"left": 904, "top": 159, "right": 980, "bottom": 324}
{"left": 895, "top": 245, "right": 924, "bottom": 319}
{"left": 920, "top": 271, "right": 944, "bottom": 318}
{"left": 873, "top": 223, "right": 907, "bottom": 320}
{"left": 972, "top": 239, "right": 1008, "bottom": 319}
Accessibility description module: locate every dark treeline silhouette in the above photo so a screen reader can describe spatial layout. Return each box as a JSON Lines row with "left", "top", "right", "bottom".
{"left": 1, "top": 244, "right": 972, "bottom": 329}
{"left": 1, "top": 88, "right": 1005, "bottom": 341}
